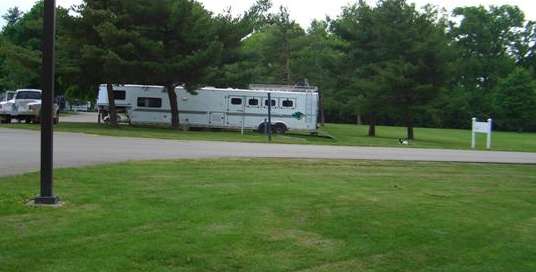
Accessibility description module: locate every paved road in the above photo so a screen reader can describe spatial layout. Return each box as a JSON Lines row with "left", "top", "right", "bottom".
{"left": 1, "top": 128, "right": 535, "bottom": 177}
{"left": 60, "top": 112, "right": 98, "bottom": 123}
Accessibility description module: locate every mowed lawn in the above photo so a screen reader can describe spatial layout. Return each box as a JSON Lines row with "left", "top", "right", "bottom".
{"left": 3, "top": 122, "right": 536, "bottom": 152}
{"left": 1, "top": 159, "right": 535, "bottom": 271}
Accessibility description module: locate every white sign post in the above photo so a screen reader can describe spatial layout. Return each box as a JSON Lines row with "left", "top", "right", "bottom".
{"left": 472, "top": 118, "right": 493, "bottom": 149}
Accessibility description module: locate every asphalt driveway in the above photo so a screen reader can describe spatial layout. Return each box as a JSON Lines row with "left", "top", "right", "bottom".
{"left": 1, "top": 128, "right": 535, "bottom": 177}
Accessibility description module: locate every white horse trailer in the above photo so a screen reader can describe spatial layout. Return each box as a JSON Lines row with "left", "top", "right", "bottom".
{"left": 97, "top": 84, "right": 319, "bottom": 133}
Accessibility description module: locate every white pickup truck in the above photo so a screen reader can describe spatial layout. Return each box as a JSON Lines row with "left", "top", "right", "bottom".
{"left": 0, "top": 91, "right": 15, "bottom": 123}
{"left": 0, "top": 91, "right": 15, "bottom": 102}
{"left": 0, "top": 89, "right": 59, "bottom": 124}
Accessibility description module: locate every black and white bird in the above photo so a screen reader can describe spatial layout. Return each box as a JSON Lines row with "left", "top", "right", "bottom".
{"left": 399, "top": 138, "right": 409, "bottom": 145}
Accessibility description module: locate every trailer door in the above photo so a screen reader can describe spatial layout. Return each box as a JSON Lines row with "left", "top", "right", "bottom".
{"left": 226, "top": 96, "right": 246, "bottom": 128}
{"left": 209, "top": 112, "right": 225, "bottom": 127}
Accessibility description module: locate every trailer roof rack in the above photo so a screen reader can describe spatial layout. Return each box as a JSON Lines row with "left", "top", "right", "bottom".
{"left": 249, "top": 84, "right": 318, "bottom": 93}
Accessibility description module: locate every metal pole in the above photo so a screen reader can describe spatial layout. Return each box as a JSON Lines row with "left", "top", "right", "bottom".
{"left": 241, "top": 97, "right": 245, "bottom": 135}
{"left": 267, "top": 93, "right": 272, "bottom": 142}
{"left": 487, "top": 118, "right": 492, "bottom": 150}
{"left": 35, "top": 0, "right": 59, "bottom": 205}
{"left": 471, "top": 117, "right": 476, "bottom": 149}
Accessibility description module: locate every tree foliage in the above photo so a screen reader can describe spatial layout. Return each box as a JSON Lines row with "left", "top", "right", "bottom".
{"left": 492, "top": 68, "right": 536, "bottom": 131}
{"left": 0, "top": 2, "right": 73, "bottom": 93}
{"left": 333, "top": 0, "right": 451, "bottom": 139}
{"left": 1, "top": 0, "right": 536, "bottom": 132}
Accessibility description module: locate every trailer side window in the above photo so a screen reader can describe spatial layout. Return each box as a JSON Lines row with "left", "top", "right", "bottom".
{"left": 264, "top": 99, "right": 276, "bottom": 107}
{"left": 248, "top": 98, "right": 259, "bottom": 106}
{"left": 282, "top": 99, "right": 294, "bottom": 108}
{"left": 137, "top": 97, "right": 162, "bottom": 108}
{"left": 231, "top": 98, "right": 243, "bottom": 105}
{"left": 113, "top": 90, "right": 126, "bottom": 100}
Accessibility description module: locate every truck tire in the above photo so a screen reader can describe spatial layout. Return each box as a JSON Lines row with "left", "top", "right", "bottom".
{"left": 273, "top": 123, "right": 287, "bottom": 134}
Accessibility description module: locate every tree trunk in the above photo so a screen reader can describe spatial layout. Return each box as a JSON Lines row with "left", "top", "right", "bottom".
{"left": 368, "top": 114, "right": 376, "bottom": 137}
{"left": 286, "top": 59, "right": 291, "bottom": 84}
{"left": 406, "top": 113, "right": 414, "bottom": 140}
{"left": 284, "top": 37, "right": 291, "bottom": 85}
{"left": 166, "top": 84, "right": 179, "bottom": 129}
{"left": 407, "top": 126, "right": 414, "bottom": 140}
{"left": 106, "top": 83, "right": 118, "bottom": 127}
{"left": 356, "top": 114, "right": 362, "bottom": 125}
{"left": 319, "top": 89, "right": 325, "bottom": 127}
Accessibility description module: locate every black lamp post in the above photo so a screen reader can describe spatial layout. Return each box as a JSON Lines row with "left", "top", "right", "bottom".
{"left": 34, "top": 0, "right": 59, "bottom": 205}
{"left": 267, "top": 92, "right": 272, "bottom": 142}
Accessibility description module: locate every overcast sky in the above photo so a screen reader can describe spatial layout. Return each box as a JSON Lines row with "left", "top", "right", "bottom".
{"left": 1, "top": 0, "right": 536, "bottom": 28}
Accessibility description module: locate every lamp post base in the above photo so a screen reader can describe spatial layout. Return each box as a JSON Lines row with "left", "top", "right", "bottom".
{"left": 34, "top": 196, "right": 60, "bottom": 205}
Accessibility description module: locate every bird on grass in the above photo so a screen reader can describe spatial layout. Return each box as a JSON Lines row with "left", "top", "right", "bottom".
{"left": 399, "top": 138, "right": 410, "bottom": 145}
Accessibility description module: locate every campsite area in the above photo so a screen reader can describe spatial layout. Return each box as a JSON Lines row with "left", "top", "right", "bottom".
{"left": 2, "top": 0, "right": 536, "bottom": 271}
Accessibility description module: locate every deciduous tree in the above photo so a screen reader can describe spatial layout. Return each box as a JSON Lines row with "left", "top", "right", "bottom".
{"left": 493, "top": 68, "right": 536, "bottom": 131}
{"left": 333, "top": 0, "right": 450, "bottom": 139}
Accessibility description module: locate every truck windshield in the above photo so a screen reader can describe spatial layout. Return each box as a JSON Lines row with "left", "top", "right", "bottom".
{"left": 16, "top": 91, "right": 41, "bottom": 100}
{"left": 7, "top": 93, "right": 14, "bottom": 100}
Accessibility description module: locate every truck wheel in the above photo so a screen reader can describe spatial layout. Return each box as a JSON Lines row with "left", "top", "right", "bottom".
{"left": 273, "top": 123, "right": 288, "bottom": 134}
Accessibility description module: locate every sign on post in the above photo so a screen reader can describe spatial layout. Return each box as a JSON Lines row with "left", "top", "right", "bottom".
{"left": 472, "top": 118, "right": 492, "bottom": 149}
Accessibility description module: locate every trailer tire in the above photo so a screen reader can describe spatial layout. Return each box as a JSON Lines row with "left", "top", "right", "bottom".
{"left": 257, "top": 123, "right": 267, "bottom": 134}
{"left": 273, "top": 123, "right": 287, "bottom": 134}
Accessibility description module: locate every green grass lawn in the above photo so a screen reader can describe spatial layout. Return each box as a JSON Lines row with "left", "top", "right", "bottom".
{"left": 325, "top": 123, "right": 536, "bottom": 152}
{"left": 3, "top": 122, "right": 536, "bottom": 152}
{"left": 1, "top": 159, "right": 535, "bottom": 271}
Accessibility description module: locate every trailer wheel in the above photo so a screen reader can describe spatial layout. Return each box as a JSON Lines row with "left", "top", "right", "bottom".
{"left": 273, "top": 123, "right": 287, "bottom": 134}
{"left": 257, "top": 123, "right": 268, "bottom": 134}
